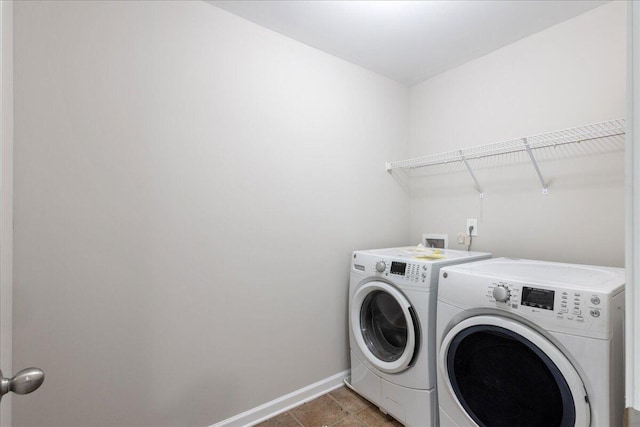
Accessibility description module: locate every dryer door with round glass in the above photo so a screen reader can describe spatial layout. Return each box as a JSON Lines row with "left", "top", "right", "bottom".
{"left": 351, "top": 281, "right": 419, "bottom": 374}
{"left": 439, "top": 315, "right": 590, "bottom": 427}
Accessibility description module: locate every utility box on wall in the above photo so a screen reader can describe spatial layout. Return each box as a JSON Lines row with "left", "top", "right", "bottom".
{"left": 423, "top": 234, "right": 448, "bottom": 249}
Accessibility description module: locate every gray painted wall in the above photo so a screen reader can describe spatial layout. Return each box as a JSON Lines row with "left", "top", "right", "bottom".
{"left": 12, "top": 1, "right": 409, "bottom": 426}
{"left": 408, "top": 1, "right": 626, "bottom": 267}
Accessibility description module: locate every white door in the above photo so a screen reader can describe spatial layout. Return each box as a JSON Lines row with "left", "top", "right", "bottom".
{"left": 0, "top": 3, "right": 43, "bottom": 425}
{"left": 439, "top": 315, "right": 590, "bottom": 427}
{"left": 0, "top": 1, "right": 12, "bottom": 424}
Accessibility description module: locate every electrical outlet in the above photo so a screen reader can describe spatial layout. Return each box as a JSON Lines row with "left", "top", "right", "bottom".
{"left": 467, "top": 218, "right": 478, "bottom": 236}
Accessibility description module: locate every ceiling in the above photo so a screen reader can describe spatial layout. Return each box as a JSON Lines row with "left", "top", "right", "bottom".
{"left": 209, "top": 0, "right": 608, "bottom": 86}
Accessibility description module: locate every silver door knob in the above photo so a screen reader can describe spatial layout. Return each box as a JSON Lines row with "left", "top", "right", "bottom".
{"left": 0, "top": 368, "right": 44, "bottom": 401}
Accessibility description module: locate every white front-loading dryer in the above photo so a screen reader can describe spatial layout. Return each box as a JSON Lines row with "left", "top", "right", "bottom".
{"left": 349, "top": 247, "right": 491, "bottom": 427}
{"left": 436, "top": 258, "right": 625, "bottom": 427}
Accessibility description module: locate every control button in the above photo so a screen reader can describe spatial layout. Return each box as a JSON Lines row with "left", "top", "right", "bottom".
{"left": 422, "top": 265, "right": 427, "bottom": 270}
{"left": 422, "top": 273, "right": 427, "bottom": 279}
{"left": 590, "top": 309, "right": 601, "bottom": 318}
{"left": 375, "top": 261, "right": 386, "bottom": 273}
{"left": 560, "top": 308, "right": 568, "bottom": 313}
{"left": 573, "top": 310, "right": 581, "bottom": 315}
{"left": 577, "top": 316, "right": 584, "bottom": 322}
{"left": 591, "top": 296, "right": 601, "bottom": 305}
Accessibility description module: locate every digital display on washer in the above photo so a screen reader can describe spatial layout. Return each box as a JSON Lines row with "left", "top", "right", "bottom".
{"left": 390, "top": 261, "right": 407, "bottom": 275}
{"left": 521, "top": 287, "right": 555, "bottom": 310}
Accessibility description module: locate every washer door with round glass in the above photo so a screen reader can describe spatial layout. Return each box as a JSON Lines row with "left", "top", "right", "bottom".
{"left": 439, "top": 315, "right": 590, "bottom": 427}
{"left": 350, "top": 281, "right": 418, "bottom": 374}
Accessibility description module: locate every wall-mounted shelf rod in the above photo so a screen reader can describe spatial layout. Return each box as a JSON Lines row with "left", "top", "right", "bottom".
{"left": 386, "top": 118, "right": 625, "bottom": 196}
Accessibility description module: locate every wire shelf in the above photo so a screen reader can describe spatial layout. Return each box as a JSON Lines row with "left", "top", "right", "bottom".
{"left": 386, "top": 118, "right": 625, "bottom": 196}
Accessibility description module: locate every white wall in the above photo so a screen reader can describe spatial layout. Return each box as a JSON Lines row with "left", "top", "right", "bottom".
{"left": 408, "top": 1, "right": 626, "bottom": 267}
{"left": 11, "top": 1, "right": 409, "bottom": 426}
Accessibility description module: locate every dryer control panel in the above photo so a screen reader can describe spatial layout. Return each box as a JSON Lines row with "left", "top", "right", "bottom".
{"left": 438, "top": 258, "right": 624, "bottom": 339}
{"left": 479, "top": 280, "right": 612, "bottom": 336}
{"left": 485, "top": 281, "right": 606, "bottom": 322}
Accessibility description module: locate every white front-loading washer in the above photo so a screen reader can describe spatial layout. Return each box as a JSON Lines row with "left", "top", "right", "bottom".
{"left": 436, "top": 258, "right": 625, "bottom": 427}
{"left": 348, "top": 247, "right": 491, "bottom": 427}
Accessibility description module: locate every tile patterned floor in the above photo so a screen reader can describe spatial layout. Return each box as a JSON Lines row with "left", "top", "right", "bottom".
{"left": 255, "top": 386, "right": 402, "bottom": 427}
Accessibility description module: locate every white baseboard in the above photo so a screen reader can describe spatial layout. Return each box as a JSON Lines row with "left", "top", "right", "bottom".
{"left": 209, "top": 369, "right": 350, "bottom": 427}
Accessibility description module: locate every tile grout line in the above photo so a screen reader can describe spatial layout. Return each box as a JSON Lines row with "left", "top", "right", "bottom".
{"left": 287, "top": 410, "right": 305, "bottom": 427}
{"left": 259, "top": 387, "right": 386, "bottom": 427}
{"left": 323, "top": 391, "right": 355, "bottom": 427}
{"left": 327, "top": 392, "right": 351, "bottom": 427}
{"left": 326, "top": 388, "right": 376, "bottom": 427}
{"left": 353, "top": 409, "right": 372, "bottom": 427}
{"left": 328, "top": 389, "right": 367, "bottom": 426}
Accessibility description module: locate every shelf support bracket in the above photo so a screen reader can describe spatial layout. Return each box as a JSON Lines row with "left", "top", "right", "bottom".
{"left": 459, "top": 150, "right": 484, "bottom": 198}
{"left": 522, "top": 138, "right": 548, "bottom": 194}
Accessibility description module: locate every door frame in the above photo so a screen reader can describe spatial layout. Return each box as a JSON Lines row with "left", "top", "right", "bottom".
{"left": 0, "top": 1, "right": 14, "bottom": 425}
{"left": 628, "top": 0, "right": 640, "bottom": 422}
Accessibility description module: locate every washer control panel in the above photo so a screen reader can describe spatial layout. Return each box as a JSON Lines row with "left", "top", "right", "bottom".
{"left": 351, "top": 252, "right": 452, "bottom": 288}
{"left": 485, "top": 281, "right": 607, "bottom": 327}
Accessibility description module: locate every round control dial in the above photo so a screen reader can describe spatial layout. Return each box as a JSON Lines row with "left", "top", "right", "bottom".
{"left": 375, "top": 261, "right": 386, "bottom": 273}
{"left": 493, "top": 285, "right": 511, "bottom": 303}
